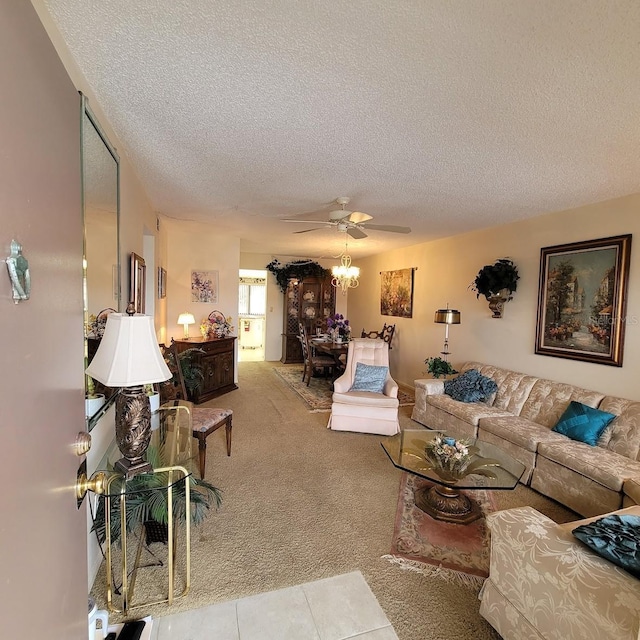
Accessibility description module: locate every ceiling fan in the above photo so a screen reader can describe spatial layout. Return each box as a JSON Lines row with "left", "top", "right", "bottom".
{"left": 282, "top": 197, "right": 411, "bottom": 240}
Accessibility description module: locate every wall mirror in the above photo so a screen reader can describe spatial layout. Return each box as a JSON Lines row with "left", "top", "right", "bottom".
{"left": 81, "top": 93, "right": 121, "bottom": 430}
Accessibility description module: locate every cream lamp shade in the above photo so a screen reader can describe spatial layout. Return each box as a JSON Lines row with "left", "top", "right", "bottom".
{"left": 85, "top": 312, "right": 171, "bottom": 475}
{"left": 86, "top": 313, "right": 171, "bottom": 387}
{"left": 177, "top": 312, "right": 196, "bottom": 339}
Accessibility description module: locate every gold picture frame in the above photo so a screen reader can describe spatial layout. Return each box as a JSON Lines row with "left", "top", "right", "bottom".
{"left": 535, "top": 234, "right": 632, "bottom": 366}
{"left": 130, "top": 252, "right": 146, "bottom": 313}
{"left": 380, "top": 268, "right": 414, "bottom": 318}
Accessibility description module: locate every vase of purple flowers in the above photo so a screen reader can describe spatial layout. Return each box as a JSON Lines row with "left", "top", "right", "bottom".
{"left": 327, "top": 313, "right": 350, "bottom": 342}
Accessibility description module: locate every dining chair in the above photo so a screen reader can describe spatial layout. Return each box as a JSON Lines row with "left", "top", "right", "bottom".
{"left": 298, "top": 322, "right": 336, "bottom": 386}
{"left": 360, "top": 323, "right": 396, "bottom": 349}
{"left": 159, "top": 342, "right": 233, "bottom": 478}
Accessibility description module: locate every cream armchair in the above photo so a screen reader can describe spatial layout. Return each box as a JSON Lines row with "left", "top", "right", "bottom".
{"left": 327, "top": 338, "right": 400, "bottom": 435}
{"left": 480, "top": 505, "right": 640, "bottom": 640}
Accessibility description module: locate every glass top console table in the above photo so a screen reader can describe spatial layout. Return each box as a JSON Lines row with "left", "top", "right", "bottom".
{"left": 381, "top": 428, "right": 525, "bottom": 524}
{"left": 91, "top": 401, "right": 196, "bottom": 614}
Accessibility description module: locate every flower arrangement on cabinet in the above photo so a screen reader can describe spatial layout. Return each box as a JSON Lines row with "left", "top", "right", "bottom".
{"left": 200, "top": 312, "right": 234, "bottom": 338}
{"left": 327, "top": 313, "right": 350, "bottom": 341}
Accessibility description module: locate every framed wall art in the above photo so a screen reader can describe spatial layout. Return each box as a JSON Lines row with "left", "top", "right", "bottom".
{"left": 380, "top": 268, "right": 415, "bottom": 318}
{"left": 535, "top": 234, "right": 632, "bottom": 366}
{"left": 158, "top": 267, "right": 166, "bottom": 299}
{"left": 191, "top": 270, "right": 219, "bottom": 303}
{"left": 130, "top": 252, "right": 146, "bottom": 313}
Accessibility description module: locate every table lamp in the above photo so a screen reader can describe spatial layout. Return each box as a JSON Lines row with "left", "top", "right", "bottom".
{"left": 177, "top": 312, "right": 196, "bottom": 339}
{"left": 86, "top": 305, "right": 171, "bottom": 476}
{"left": 434, "top": 304, "right": 461, "bottom": 361}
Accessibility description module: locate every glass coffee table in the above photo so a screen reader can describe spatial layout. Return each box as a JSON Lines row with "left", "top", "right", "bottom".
{"left": 381, "top": 428, "right": 525, "bottom": 524}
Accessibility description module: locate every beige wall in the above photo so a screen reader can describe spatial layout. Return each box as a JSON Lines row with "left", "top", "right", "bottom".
{"left": 165, "top": 219, "right": 241, "bottom": 370}
{"left": 348, "top": 193, "right": 640, "bottom": 400}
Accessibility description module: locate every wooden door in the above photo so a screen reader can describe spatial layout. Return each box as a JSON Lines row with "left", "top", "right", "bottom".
{"left": 0, "top": 3, "right": 89, "bottom": 637}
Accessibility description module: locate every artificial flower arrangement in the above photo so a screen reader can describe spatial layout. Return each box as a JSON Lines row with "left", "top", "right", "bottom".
{"left": 327, "top": 313, "right": 351, "bottom": 341}
{"left": 200, "top": 310, "right": 234, "bottom": 338}
{"left": 424, "top": 435, "right": 473, "bottom": 482}
{"left": 424, "top": 434, "right": 499, "bottom": 483}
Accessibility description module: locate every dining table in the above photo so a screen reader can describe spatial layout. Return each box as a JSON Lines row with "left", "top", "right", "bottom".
{"left": 310, "top": 338, "right": 349, "bottom": 373}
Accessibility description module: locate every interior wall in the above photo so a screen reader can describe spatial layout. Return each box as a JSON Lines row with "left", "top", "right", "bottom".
{"left": 240, "top": 252, "right": 349, "bottom": 361}
{"left": 165, "top": 219, "right": 241, "bottom": 378}
{"left": 349, "top": 193, "right": 640, "bottom": 400}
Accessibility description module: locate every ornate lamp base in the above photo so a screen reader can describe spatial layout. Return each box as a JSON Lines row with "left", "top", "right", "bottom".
{"left": 114, "top": 386, "right": 153, "bottom": 478}
{"left": 414, "top": 484, "right": 483, "bottom": 525}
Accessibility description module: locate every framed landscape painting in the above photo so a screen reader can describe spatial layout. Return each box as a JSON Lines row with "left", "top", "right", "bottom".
{"left": 381, "top": 268, "right": 414, "bottom": 318}
{"left": 535, "top": 235, "right": 632, "bottom": 366}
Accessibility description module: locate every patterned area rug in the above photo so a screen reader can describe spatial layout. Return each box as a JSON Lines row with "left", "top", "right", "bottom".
{"left": 273, "top": 365, "right": 415, "bottom": 412}
{"left": 382, "top": 473, "right": 496, "bottom": 589}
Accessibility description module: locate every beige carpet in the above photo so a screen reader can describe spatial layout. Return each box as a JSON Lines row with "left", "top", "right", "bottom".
{"left": 273, "top": 364, "right": 415, "bottom": 412}
{"left": 92, "top": 361, "right": 576, "bottom": 639}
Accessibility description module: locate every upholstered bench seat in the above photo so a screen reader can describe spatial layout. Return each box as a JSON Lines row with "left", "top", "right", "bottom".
{"left": 191, "top": 407, "right": 233, "bottom": 479}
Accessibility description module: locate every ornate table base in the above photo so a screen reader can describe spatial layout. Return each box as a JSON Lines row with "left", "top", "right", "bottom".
{"left": 414, "top": 483, "right": 483, "bottom": 524}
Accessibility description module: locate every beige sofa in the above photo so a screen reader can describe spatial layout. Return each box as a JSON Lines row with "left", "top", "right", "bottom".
{"left": 480, "top": 505, "right": 640, "bottom": 640}
{"left": 411, "top": 362, "right": 640, "bottom": 516}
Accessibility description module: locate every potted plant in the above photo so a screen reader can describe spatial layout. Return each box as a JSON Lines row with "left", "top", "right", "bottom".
{"left": 85, "top": 373, "right": 105, "bottom": 418}
{"left": 91, "top": 447, "right": 222, "bottom": 546}
{"left": 424, "top": 356, "right": 458, "bottom": 379}
{"left": 177, "top": 347, "right": 206, "bottom": 399}
{"left": 266, "top": 259, "right": 330, "bottom": 293}
{"left": 470, "top": 258, "right": 520, "bottom": 318}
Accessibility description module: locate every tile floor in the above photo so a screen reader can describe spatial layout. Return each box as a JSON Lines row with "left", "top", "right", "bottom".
{"left": 148, "top": 571, "right": 399, "bottom": 640}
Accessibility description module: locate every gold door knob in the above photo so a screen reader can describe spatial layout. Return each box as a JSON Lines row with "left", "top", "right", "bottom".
{"left": 76, "top": 471, "right": 107, "bottom": 500}
{"left": 74, "top": 431, "right": 92, "bottom": 456}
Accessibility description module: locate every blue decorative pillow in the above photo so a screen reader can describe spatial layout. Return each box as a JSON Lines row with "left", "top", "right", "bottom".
{"left": 444, "top": 369, "right": 498, "bottom": 403}
{"left": 552, "top": 401, "right": 616, "bottom": 446}
{"left": 573, "top": 514, "right": 640, "bottom": 578}
{"left": 350, "top": 362, "right": 388, "bottom": 393}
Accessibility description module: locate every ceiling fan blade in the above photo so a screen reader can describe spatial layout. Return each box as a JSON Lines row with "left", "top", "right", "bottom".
{"left": 346, "top": 211, "right": 373, "bottom": 224}
{"left": 282, "top": 219, "right": 333, "bottom": 225}
{"left": 293, "top": 227, "right": 325, "bottom": 234}
{"left": 360, "top": 223, "right": 411, "bottom": 234}
{"left": 347, "top": 227, "right": 368, "bottom": 240}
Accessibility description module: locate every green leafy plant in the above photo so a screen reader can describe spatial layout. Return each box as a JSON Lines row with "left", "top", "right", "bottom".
{"left": 91, "top": 448, "right": 222, "bottom": 545}
{"left": 266, "top": 259, "right": 330, "bottom": 293}
{"left": 424, "top": 356, "right": 458, "bottom": 379}
{"left": 470, "top": 258, "right": 520, "bottom": 300}
{"left": 177, "top": 348, "right": 205, "bottom": 395}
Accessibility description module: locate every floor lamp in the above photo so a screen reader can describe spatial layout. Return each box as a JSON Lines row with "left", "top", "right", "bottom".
{"left": 434, "top": 305, "right": 461, "bottom": 361}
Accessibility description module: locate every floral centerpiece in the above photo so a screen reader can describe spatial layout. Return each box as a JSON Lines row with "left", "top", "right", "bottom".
{"left": 327, "top": 313, "right": 350, "bottom": 342}
{"left": 424, "top": 435, "right": 473, "bottom": 482}
{"left": 200, "top": 311, "right": 234, "bottom": 338}
{"left": 424, "top": 435, "right": 500, "bottom": 483}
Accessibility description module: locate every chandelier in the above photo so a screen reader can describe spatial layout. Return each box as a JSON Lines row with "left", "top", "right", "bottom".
{"left": 331, "top": 239, "right": 360, "bottom": 294}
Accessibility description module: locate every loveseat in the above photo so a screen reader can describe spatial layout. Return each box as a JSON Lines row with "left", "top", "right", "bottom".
{"left": 411, "top": 362, "right": 640, "bottom": 516}
{"left": 479, "top": 505, "right": 640, "bottom": 640}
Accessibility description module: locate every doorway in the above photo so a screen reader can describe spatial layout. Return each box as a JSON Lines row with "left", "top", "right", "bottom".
{"left": 238, "top": 270, "right": 267, "bottom": 362}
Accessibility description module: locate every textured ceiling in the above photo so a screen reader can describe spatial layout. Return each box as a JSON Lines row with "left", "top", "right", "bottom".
{"left": 41, "top": 0, "right": 640, "bottom": 259}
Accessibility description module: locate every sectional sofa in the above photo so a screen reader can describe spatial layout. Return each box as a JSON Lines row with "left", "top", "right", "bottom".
{"left": 411, "top": 362, "right": 640, "bottom": 517}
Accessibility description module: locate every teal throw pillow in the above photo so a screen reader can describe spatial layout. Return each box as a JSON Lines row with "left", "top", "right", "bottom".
{"left": 444, "top": 369, "right": 498, "bottom": 403}
{"left": 350, "top": 362, "right": 388, "bottom": 393}
{"left": 573, "top": 514, "right": 640, "bottom": 578}
{"left": 552, "top": 401, "right": 616, "bottom": 446}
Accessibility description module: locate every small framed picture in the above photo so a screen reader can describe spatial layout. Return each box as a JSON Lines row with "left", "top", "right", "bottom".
{"left": 158, "top": 267, "right": 166, "bottom": 299}
{"left": 191, "top": 270, "right": 219, "bottom": 303}
{"left": 130, "top": 252, "right": 146, "bottom": 313}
